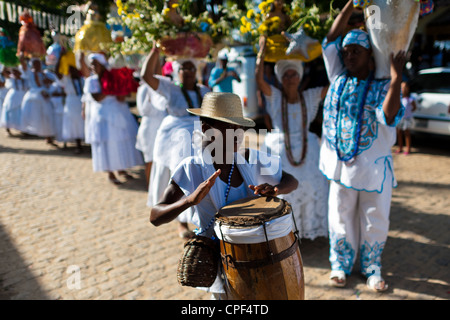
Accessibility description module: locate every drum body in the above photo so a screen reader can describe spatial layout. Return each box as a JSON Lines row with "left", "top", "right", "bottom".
{"left": 214, "top": 196, "right": 305, "bottom": 300}
{"left": 364, "top": 0, "right": 420, "bottom": 79}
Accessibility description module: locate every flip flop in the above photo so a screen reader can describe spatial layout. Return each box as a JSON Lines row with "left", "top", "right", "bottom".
{"left": 109, "top": 177, "right": 122, "bottom": 185}
{"left": 367, "top": 275, "right": 388, "bottom": 292}
{"left": 119, "top": 172, "right": 134, "bottom": 180}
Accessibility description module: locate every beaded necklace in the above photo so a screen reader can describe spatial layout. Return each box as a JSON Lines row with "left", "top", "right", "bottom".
{"left": 281, "top": 89, "right": 308, "bottom": 167}
{"left": 335, "top": 72, "right": 374, "bottom": 162}
{"left": 195, "top": 162, "right": 235, "bottom": 237}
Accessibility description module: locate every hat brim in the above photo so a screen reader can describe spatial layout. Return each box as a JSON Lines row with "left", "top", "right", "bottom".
{"left": 186, "top": 108, "right": 256, "bottom": 128}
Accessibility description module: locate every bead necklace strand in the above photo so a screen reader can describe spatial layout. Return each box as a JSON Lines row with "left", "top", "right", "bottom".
{"left": 281, "top": 89, "right": 308, "bottom": 167}
{"left": 195, "top": 162, "right": 235, "bottom": 236}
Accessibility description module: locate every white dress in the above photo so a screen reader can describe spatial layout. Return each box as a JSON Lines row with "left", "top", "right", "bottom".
{"left": 0, "top": 77, "right": 9, "bottom": 118}
{"left": 0, "top": 77, "right": 27, "bottom": 131}
{"left": 61, "top": 75, "right": 85, "bottom": 141}
{"left": 83, "top": 74, "right": 144, "bottom": 172}
{"left": 20, "top": 69, "right": 55, "bottom": 137}
{"left": 263, "top": 85, "right": 329, "bottom": 240}
{"left": 48, "top": 80, "right": 65, "bottom": 142}
{"left": 135, "top": 83, "right": 167, "bottom": 163}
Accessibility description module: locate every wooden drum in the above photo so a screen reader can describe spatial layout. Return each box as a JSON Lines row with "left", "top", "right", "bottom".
{"left": 214, "top": 196, "right": 305, "bottom": 300}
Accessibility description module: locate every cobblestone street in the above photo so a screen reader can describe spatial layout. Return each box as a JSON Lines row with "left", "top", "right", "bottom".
{"left": 0, "top": 131, "right": 449, "bottom": 300}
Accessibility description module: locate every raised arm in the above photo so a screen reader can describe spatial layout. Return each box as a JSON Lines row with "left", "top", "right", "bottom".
{"left": 249, "top": 171, "right": 298, "bottom": 197}
{"left": 78, "top": 52, "right": 90, "bottom": 78}
{"left": 326, "top": 0, "right": 355, "bottom": 43}
{"left": 383, "top": 51, "right": 406, "bottom": 125}
{"left": 140, "top": 43, "right": 161, "bottom": 91}
{"left": 150, "top": 169, "right": 221, "bottom": 226}
{"left": 255, "top": 36, "right": 272, "bottom": 97}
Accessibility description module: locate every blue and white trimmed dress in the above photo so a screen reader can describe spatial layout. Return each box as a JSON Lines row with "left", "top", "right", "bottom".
{"left": 320, "top": 35, "right": 404, "bottom": 277}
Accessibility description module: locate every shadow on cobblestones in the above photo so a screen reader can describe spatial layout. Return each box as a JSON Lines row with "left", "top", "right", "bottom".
{"left": 386, "top": 200, "right": 450, "bottom": 299}
{"left": 0, "top": 143, "right": 92, "bottom": 159}
{"left": 0, "top": 224, "right": 49, "bottom": 299}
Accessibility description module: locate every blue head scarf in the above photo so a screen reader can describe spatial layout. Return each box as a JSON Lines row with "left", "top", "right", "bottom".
{"left": 342, "top": 29, "right": 371, "bottom": 50}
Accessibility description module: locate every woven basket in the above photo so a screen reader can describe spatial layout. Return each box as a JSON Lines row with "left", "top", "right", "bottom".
{"left": 177, "top": 236, "right": 219, "bottom": 287}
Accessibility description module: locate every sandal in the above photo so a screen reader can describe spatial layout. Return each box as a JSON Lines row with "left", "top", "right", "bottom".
{"left": 367, "top": 275, "right": 388, "bottom": 292}
{"left": 108, "top": 176, "right": 122, "bottom": 185}
{"left": 119, "top": 171, "right": 134, "bottom": 180}
{"left": 329, "top": 270, "right": 346, "bottom": 288}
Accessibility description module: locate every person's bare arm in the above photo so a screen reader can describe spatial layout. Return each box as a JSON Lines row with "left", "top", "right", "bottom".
{"left": 249, "top": 171, "right": 298, "bottom": 197}
{"left": 383, "top": 51, "right": 406, "bottom": 125}
{"left": 326, "top": 0, "right": 355, "bottom": 43}
{"left": 255, "top": 36, "right": 272, "bottom": 97}
{"left": 140, "top": 44, "right": 161, "bottom": 91}
{"left": 150, "top": 170, "right": 221, "bottom": 226}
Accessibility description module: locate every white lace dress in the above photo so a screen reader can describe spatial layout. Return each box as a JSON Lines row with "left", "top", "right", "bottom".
{"left": 263, "top": 85, "right": 329, "bottom": 240}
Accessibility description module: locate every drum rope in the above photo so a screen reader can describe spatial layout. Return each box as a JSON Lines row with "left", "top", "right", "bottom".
{"left": 289, "top": 204, "right": 302, "bottom": 246}
{"left": 262, "top": 223, "right": 275, "bottom": 264}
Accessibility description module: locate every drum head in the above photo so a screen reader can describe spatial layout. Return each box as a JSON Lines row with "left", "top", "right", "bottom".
{"left": 215, "top": 196, "right": 291, "bottom": 227}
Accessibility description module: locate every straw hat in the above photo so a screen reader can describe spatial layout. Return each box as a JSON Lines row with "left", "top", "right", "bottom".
{"left": 187, "top": 92, "right": 255, "bottom": 128}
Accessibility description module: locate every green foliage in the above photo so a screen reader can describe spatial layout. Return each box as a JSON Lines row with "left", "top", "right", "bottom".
{"left": 109, "top": 0, "right": 245, "bottom": 55}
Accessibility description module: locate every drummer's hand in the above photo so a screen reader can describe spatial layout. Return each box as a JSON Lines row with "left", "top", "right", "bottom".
{"left": 187, "top": 169, "right": 221, "bottom": 206}
{"left": 390, "top": 51, "right": 406, "bottom": 81}
{"left": 249, "top": 183, "right": 279, "bottom": 197}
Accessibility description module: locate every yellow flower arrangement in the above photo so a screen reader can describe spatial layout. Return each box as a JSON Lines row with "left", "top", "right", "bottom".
{"left": 239, "top": 0, "right": 288, "bottom": 44}
{"left": 240, "top": 0, "right": 336, "bottom": 47}
{"left": 238, "top": 0, "right": 336, "bottom": 62}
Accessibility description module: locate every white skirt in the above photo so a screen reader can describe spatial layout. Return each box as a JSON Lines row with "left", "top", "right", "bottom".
{"left": 62, "top": 94, "right": 85, "bottom": 141}
{"left": 135, "top": 113, "right": 165, "bottom": 163}
{"left": 21, "top": 89, "right": 55, "bottom": 137}
{"left": 86, "top": 96, "right": 143, "bottom": 172}
{"left": 264, "top": 130, "right": 329, "bottom": 240}
{"left": 0, "top": 89, "right": 26, "bottom": 130}
{"left": 51, "top": 97, "right": 64, "bottom": 142}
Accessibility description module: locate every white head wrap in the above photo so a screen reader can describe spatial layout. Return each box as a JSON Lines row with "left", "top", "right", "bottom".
{"left": 274, "top": 59, "right": 304, "bottom": 84}
{"left": 88, "top": 53, "right": 110, "bottom": 70}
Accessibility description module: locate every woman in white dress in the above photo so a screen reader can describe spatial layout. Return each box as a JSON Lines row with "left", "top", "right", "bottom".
{"left": 0, "top": 67, "right": 27, "bottom": 135}
{"left": 61, "top": 65, "right": 85, "bottom": 154}
{"left": 135, "top": 82, "right": 167, "bottom": 186}
{"left": 0, "top": 67, "right": 10, "bottom": 120}
{"left": 81, "top": 53, "right": 143, "bottom": 185}
{"left": 256, "top": 36, "right": 329, "bottom": 240}
{"left": 141, "top": 44, "right": 210, "bottom": 239}
{"left": 45, "top": 71, "right": 65, "bottom": 144}
{"left": 20, "top": 57, "right": 56, "bottom": 145}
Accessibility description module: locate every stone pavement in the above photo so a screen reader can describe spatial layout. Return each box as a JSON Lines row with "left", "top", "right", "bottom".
{"left": 0, "top": 130, "right": 449, "bottom": 300}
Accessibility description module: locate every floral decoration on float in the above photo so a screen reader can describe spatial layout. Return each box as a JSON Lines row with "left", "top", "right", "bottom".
{"left": 112, "top": 0, "right": 243, "bottom": 60}
{"left": 239, "top": 0, "right": 336, "bottom": 63}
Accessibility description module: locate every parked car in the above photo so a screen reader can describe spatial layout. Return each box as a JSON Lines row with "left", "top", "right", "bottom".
{"left": 409, "top": 67, "right": 450, "bottom": 136}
